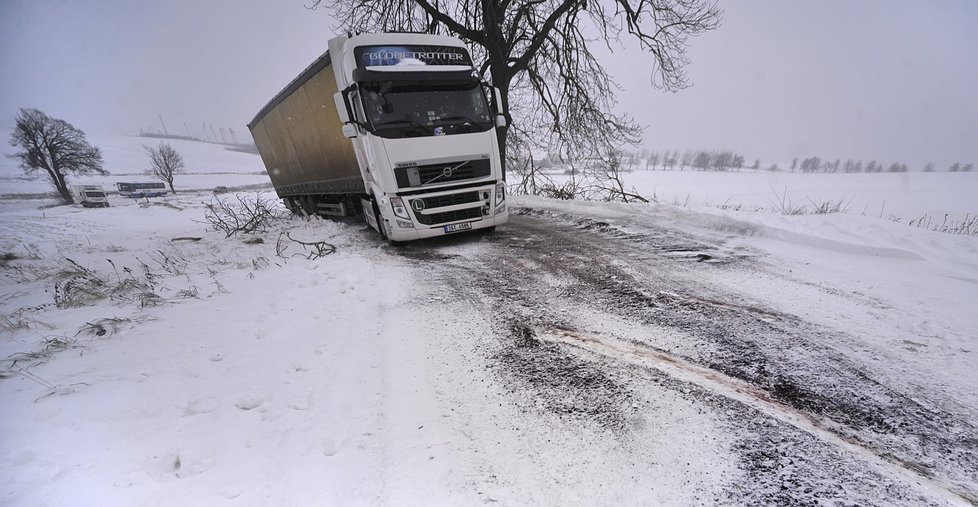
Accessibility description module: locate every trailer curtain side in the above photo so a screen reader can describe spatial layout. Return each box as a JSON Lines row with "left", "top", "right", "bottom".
{"left": 248, "top": 52, "right": 363, "bottom": 197}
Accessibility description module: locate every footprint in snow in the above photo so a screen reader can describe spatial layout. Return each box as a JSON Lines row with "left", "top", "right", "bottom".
{"left": 234, "top": 396, "right": 265, "bottom": 411}
{"left": 322, "top": 439, "right": 339, "bottom": 456}
{"left": 183, "top": 397, "right": 220, "bottom": 416}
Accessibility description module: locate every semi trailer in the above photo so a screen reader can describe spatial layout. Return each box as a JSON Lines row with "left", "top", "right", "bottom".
{"left": 248, "top": 32, "right": 509, "bottom": 244}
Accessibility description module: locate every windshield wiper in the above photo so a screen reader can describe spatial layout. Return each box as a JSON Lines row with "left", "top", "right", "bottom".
{"left": 435, "top": 115, "right": 482, "bottom": 126}
{"left": 373, "top": 118, "right": 423, "bottom": 128}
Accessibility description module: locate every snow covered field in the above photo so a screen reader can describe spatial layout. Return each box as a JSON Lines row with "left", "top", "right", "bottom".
{"left": 1, "top": 136, "right": 977, "bottom": 505}
{"left": 0, "top": 135, "right": 271, "bottom": 196}
{"left": 544, "top": 167, "right": 978, "bottom": 226}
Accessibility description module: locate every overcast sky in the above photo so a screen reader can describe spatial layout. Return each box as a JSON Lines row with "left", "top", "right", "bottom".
{"left": 2, "top": 0, "right": 976, "bottom": 168}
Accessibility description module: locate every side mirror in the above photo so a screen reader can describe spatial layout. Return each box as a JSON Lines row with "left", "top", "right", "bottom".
{"left": 342, "top": 123, "right": 358, "bottom": 139}
{"left": 493, "top": 87, "right": 505, "bottom": 116}
{"left": 495, "top": 115, "right": 507, "bottom": 128}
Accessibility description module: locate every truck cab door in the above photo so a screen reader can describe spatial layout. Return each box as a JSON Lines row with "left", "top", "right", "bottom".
{"left": 343, "top": 87, "right": 374, "bottom": 184}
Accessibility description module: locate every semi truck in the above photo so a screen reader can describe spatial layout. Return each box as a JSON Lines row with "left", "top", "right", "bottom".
{"left": 70, "top": 184, "right": 109, "bottom": 207}
{"left": 248, "top": 32, "right": 509, "bottom": 244}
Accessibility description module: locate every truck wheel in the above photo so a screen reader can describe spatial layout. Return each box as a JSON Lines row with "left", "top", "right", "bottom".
{"left": 370, "top": 198, "right": 405, "bottom": 246}
{"left": 370, "top": 198, "right": 386, "bottom": 238}
{"left": 378, "top": 215, "right": 405, "bottom": 246}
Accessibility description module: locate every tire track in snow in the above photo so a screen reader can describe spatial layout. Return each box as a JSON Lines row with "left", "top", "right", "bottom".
{"left": 537, "top": 325, "right": 976, "bottom": 506}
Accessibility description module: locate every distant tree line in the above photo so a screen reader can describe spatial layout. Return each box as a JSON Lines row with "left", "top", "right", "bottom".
{"left": 622, "top": 149, "right": 974, "bottom": 173}
{"left": 620, "top": 149, "right": 760, "bottom": 172}
{"left": 787, "top": 157, "right": 973, "bottom": 174}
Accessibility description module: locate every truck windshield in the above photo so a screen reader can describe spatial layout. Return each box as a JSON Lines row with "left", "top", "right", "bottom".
{"left": 360, "top": 82, "right": 493, "bottom": 139}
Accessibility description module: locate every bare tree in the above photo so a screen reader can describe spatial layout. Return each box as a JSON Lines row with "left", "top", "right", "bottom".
{"left": 663, "top": 151, "right": 677, "bottom": 171}
{"left": 313, "top": 0, "right": 721, "bottom": 174}
{"left": 922, "top": 162, "right": 935, "bottom": 172}
{"left": 732, "top": 154, "right": 745, "bottom": 172}
{"left": 963, "top": 162, "right": 974, "bottom": 172}
{"left": 712, "top": 150, "right": 733, "bottom": 171}
{"left": 144, "top": 142, "right": 185, "bottom": 193}
{"left": 8, "top": 108, "right": 106, "bottom": 203}
{"left": 692, "top": 150, "right": 711, "bottom": 171}
{"left": 647, "top": 151, "right": 661, "bottom": 171}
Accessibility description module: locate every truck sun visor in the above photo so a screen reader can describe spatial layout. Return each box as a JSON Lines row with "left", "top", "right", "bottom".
{"left": 354, "top": 45, "right": 473, "bottom": 67}
{"left": 351, "top": 68, "right": 480, "bottom": 83}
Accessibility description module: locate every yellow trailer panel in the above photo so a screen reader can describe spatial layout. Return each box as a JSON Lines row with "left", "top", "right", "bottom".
{"left": 248, "top": 51, "right": 362, "bottom": 197}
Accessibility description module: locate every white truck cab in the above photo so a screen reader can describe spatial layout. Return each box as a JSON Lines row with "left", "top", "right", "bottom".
{"left": 71, "top": 184, "right": 109, "bottom": 208}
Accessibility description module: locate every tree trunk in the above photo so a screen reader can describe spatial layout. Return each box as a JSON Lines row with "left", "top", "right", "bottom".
{"left": 49, "top": 163, "right": 73, "bottom": 204}
{"left": 491, "top": 62, "right": 512, "bottom": 180}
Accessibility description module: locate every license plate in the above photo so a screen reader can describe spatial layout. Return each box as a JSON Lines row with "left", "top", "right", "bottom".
{"left": 443, "top": 222, "right": 472, "bottom": 233}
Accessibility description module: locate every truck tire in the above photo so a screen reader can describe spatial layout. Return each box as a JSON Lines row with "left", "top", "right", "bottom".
{"left": 370, "top": 197, "right": 405, "bottom": 247}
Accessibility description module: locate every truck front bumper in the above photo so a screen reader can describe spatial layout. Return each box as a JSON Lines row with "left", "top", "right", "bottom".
{"left": 383, "top": 184, "right": 509, "bottom": 242}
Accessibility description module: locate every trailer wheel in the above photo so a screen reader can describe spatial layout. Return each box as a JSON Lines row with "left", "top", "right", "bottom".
{"left": 299, "top": 196, "right": 318, "bottom": 216}
{"left": 283, "top": 198, "right": 299, "bottom": 215}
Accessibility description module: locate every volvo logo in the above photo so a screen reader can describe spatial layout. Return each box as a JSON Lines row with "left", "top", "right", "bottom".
{"left": 411, "top": 199, "right": 426, "bottom": 212}
{"left": 442, "top": 166, "right": 454, "bottom": 178}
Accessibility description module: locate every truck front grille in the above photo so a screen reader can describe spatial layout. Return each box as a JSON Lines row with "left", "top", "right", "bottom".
{"left": 410, "top": 192, "right": 480, "bottom": 211}
{"left": 395, "top": 158, "right": 491, "bottom": 189}
{"left": 415, "top": 206, "right": 484, "bottom": 226}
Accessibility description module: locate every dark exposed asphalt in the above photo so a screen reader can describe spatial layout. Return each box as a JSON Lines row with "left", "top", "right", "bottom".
{"left": 387, "top": 207, "right": 978, "bottom": 506}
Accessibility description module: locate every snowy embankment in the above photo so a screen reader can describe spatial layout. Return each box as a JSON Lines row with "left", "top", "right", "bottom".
{"left": 1, "top": 136, "right": 976, "bottom": 504}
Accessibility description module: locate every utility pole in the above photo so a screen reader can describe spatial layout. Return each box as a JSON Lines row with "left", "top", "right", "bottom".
{"left": 159, "top": 115, "right": 169, "bottom": 136}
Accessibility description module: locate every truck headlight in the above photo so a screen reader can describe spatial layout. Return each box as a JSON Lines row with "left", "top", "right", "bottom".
{"left": 495, "top": 182, "right": 506, "bottom": 206}
{"left": 390, "top": 197, "right": 410, "bottom": 220}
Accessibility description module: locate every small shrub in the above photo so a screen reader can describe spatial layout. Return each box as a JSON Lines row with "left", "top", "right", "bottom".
{"left": 768, "top": 187, "right": 808, "bottom": 215}
{"left": 275, "top": 231, "right": 337, "bottom": 260}
{"left": 54, "top": 260, "right": 108, "bottom": 309}
{"left": 53, "top": 258, "right": 162, "bottom": 309}
{"left": 808, "top": 196, "right": 852, "bottom": 214}
{"left": 76, "top": 317, "right": 135, "bottom": 338}
{"left": 1, "top": 334, "right": 86, "bottom": 374}
{"left": 909, "top": 213, "right": 978, "bottom": 237}
{"left": 0, "top": 307, "right": 55, "bottom": 334}
{"left": 538, "top": 182, "right": 578, "bottom": 200}
{"left": 202, "top": 192, "right": 287, "bottom": 238}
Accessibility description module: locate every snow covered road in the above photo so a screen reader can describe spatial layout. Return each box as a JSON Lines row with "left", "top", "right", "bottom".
{"left": 2, "top": 195, "right": 976, "bottom": 505}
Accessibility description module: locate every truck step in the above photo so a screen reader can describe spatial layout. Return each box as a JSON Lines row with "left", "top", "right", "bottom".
{"left": 317, "top": 202, "right": 348, "bottom": 217}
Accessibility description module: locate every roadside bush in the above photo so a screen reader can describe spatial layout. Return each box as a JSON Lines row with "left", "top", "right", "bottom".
{"left": 203, "top": 192, "right": 287, "bottom": 238}
{"left": 53, "top": 258, "right": 160, "bottom": 309}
